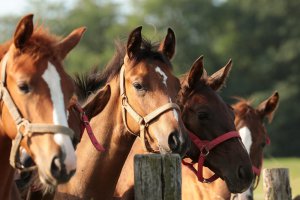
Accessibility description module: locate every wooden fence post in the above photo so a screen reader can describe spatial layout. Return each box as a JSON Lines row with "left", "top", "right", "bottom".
{"left": 134, "top": 154, "right": 181, "bottom": 200}
{"left": 263, "top": 168, "right": 292, "bottom": 200}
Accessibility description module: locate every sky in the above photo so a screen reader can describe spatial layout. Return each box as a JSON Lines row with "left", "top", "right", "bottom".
{"left": 0, "top": 0, "right": 128, "bottom": 16}
{"left": 0, "top": 0, "right": 28, "bottom": 16}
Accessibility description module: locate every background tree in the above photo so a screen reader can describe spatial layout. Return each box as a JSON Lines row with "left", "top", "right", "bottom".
{"left": 0, "top": 0, "right": 299, "bottom": 156}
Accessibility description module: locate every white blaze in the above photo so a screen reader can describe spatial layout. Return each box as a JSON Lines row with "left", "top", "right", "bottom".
{"left": 239, "top": 126, "right": 253, "bottom": 154}
{"left": 155, "top": 66, "right": 168, "bottom": 87}
{"left": 155, "top": 66, "right": 179, "bottom": 122}
{"left": 42, "top": 62, "right": 76, "bottom": 173}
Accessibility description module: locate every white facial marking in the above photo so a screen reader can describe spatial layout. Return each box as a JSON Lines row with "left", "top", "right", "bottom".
{"left": 169, "top": 97, "right": 179, "bottom": 122}
{"left": 239, "top": 126, "right": 253, "bottom": 154}
{"left": 42, "top": 62, "right": 76, "bottom": 174}
{"left": 155, "top": 66, "right": 168, "bottom": 87}
{"left": 238, "top": 187, "right": 252, "bottom": 200}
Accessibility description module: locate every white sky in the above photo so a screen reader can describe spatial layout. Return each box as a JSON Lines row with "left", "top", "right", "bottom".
{"left": 0, "top": 0, "right": 29, "bottom": 16}
{"left": 0, "top": 0, "right": 129, "bottom": 16}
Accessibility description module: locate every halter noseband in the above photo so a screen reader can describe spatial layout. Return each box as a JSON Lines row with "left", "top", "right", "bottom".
{"left": 120, "top": 65, "right": 180, "bottom": 152}
{"left": 0, "top": 53, "right": 75, "bottom": 172}
{"left": 182, "top": 130, "right": 241, "bottom": 183}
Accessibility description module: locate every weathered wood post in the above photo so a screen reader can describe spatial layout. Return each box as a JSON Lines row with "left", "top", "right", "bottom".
{"left": 263, "top": 168, "right": 292, "bottom": 200}
{"left": 134, "top": 154, "right": 181, "bottom": 200}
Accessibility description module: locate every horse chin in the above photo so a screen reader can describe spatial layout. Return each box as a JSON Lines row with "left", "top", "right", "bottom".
{"left": 158, "top": 145, "right": 172, "bottom": 154}
{"left": 223, "top": 176, "right": 248, "bottom": 194}
{"left": 38, "top": 169, "right": 58, "bottom": 189}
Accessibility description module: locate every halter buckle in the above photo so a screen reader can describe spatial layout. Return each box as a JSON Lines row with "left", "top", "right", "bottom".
{"left": 202, "top": 179, "right": 211, "bottom": 184}
{"left": 17, "top": 119, "right": 30, "bottom": 136}
{"left": 200, "top": 146, "right": 209, "bottom": 157}
{"left": 121, "top": 96, "right": 128, "bottom": 106}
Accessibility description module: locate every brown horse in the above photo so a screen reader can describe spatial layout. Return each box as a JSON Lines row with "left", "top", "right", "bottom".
{"left": 231, "top": 91, "right": 279, "bottom": 200}
{"left": 54, "top": 27, "right": 190, "bottom": 199}
{"left": 114, "top": 56, "right": 253, "bottom": 199}
{"left": 0, "top": 14, "right": 85, "bottom": 199}
{"left": 180, "top": 91, "right": 279, "bottom": 200}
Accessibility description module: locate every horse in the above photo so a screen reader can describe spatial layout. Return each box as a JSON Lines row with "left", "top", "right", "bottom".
{"left": 53, "top": 26, "right": 190, "bottom": 199}
{"left": 0, "top": 14, "right": 85, "bottom": 200}
{"left": 114, "top": 56, "right": 254, "bottom": 199}
{"left": 231, "top": 91, "right": 279, "bottom": 199}
{"left": 179, "top": 91, "right": 279, "bottom": 200}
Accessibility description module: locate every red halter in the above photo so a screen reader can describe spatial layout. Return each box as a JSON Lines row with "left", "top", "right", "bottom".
{"left": 73, "top": 103, "right": 105, "bottom": 152}
{"left": 182, "top": 130, "right": 241, "bottom": 183}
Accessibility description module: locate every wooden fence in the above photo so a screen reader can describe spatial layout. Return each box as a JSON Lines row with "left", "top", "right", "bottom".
{"left": 134, "top": 154, "right": 181, "bottom": 200}
{"left": 134, "top": 155, "right": 296, "bottom": 200}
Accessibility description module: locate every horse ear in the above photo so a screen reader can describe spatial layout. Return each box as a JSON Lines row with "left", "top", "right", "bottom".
{"left": 257, "top": 91, "right": 279, "bottom": 123}
{"left": 187, "top": 56, "right": 204, "bottom": 88}
{"left": 208, "top": 59, "right": 232, "bottom": 91}
{"left": 55, "top": 27, "right": 86, "bottom": 59}
{"left": 83, "top": 85, "right": 111, "bottom": 119}
{"left": 127, "top": 26, "right": 142, "bottom": 60}
{"left": 158, "top": 28, "right": 176, "bottom": 60}
{"left": 14, "top": 14, "right": 34, "bottom": 49}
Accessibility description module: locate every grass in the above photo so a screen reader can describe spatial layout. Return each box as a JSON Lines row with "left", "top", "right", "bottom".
{"left": 253, "top": 157, "right": 300, "bottom": 199}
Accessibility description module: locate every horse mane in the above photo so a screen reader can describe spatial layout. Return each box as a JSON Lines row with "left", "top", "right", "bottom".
{"left": 74, "top": 38, "right": 171, "bottom": 102}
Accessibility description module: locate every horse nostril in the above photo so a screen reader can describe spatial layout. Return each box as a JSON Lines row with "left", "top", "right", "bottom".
{"left": 51, "top": 157, "right": 63, "bottom": 179}
{"left": 168, "top": 131, "right": 180, "bottom": 152}
{"left": 237, "top": 165, "right": 253, "bottom": 182}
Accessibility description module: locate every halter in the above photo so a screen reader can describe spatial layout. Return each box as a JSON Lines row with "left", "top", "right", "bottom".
{"left": 182, "top": 130, "right": 241, "bottom": 183}
{"left": 120, "top": 65, "right": 180, "bottom": 152}
{"left": 72, "top": 103, "right": 105, "bottom": 152}
{"left": 0, "top": 53, "right": 74, "bottom": 172}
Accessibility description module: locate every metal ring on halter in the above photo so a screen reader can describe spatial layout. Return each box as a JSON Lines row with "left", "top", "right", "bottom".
{"left": 121, "top": 96, "right": 128, "bottom": 106}
{"left": 200, "top": 146, "right": 210, "bottom": 157}
{"left": 17, "top": 119, "right": 30, "bottom": 136}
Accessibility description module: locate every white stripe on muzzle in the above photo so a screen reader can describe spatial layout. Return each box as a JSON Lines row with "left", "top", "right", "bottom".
{"left": 42, "top": 62, "right": 76, "bottom": 174}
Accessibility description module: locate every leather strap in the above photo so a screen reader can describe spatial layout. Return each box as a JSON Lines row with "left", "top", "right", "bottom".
{"left": 182, "top": 130, "right": 240, "bottom": 183}
{"left": 73, "top": 103, "right": 105, "bottom": 152}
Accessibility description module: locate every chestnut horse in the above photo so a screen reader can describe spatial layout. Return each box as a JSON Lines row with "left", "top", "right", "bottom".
{"left": 180, "top": 92, "right": 279, "bottom": 200}
{"left": 114, "top": 56, "right": 253, "bottom": 199}
{"left": 0, "top": 14, "right": 85, "bottom": 199}
{"left": 54, "top": 27, "right": 190, "bottom": 199}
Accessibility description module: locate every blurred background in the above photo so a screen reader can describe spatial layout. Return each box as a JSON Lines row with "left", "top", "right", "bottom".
{"left": 0, "top": 0, "right": 299, "bottom": 198}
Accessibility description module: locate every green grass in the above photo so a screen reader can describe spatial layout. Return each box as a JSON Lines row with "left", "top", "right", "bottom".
{"left": 254, "top": 157, "right": 300, "bottom": 199}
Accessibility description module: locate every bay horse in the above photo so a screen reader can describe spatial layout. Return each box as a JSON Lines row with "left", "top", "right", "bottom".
{"left": 114, "top": 56, "right": 253, "bottom": 199}
{"left": 54, "top": 27, "right": 190, "bottom": 199}
{"left": 0, "top": 14, "right": 85, "bottom": 199}
{"left": 180, "top": 91, "right": 279, "bottom": 200}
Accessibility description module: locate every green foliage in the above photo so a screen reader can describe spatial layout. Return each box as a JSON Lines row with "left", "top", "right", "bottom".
{"left": 1, "top": 0, "right": 299, "bottom": 156}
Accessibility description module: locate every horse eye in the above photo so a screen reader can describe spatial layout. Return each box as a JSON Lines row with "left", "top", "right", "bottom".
{"left": 261, "top": 142, "right": 266, "bottom": 148}
{"left": 197, "top": 112, "right": 209, "bottom": 120}
{"left": 18, "top": 83, "right": 30, "bottom": 94}
{"left": 133, "top": 82, "right": 144, "bottom": 91}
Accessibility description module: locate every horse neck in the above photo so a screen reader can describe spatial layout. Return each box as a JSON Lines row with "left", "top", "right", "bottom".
{"left": 57, "top": 77, "right": 136, "bottom": 199}
{"left": 0, "top": 129, "right": 21, "bottom": 200}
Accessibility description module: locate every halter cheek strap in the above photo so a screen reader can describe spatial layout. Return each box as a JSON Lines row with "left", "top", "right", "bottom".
{"left": 0, "top": 53, "right": 74, "bottom": 172}
{"left": 182, "top": 130, "right": 241, "bottom": 183}
{"left": 119, "top": 65, "right": 180, "bottom": 152}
